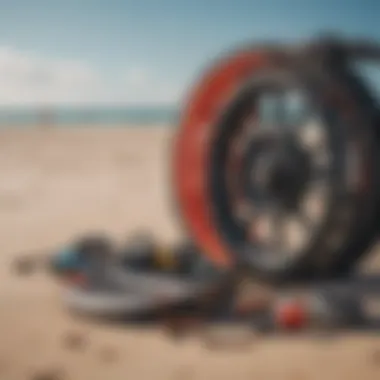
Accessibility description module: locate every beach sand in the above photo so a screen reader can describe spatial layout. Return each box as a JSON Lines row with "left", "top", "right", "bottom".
{"left": 1, "top": 127, "right": 380, "bottom": 380}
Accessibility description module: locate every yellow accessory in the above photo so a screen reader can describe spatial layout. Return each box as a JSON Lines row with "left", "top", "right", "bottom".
{"left": 154, "top": 245, "right": 176, "bottom": 269}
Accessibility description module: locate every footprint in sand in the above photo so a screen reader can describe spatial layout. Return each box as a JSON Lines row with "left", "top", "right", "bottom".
{"left": 62, "top": 331, "right": 88, "bottom": 352}
{"left": 370, "top": 348, "right": 380, "bottom": 367}
{"left": 30, "top": 367, "right": 66, "bottom": 380}
{"left": 12, "top": 256, "right": 38, "bottom": 276}
{"left": 98, "top": 346, "right": 119, "bottom": 364}
{"left": 62, "top": 330, "right": 119, "bottom": 365}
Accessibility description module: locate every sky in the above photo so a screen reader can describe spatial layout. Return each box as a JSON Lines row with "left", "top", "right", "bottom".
{"left": 0, "top": 0, "right": 378, "bottom": 106}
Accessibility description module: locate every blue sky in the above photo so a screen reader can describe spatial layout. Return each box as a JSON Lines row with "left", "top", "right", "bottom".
{"left": 0, "top": 0, "right": 378, "bottom": 105}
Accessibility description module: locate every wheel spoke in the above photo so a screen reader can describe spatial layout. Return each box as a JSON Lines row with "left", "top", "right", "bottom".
{"left": 272, "top": 207, "right": 287, "bottom": 248}
{"left": 235, "top": 200, "right": 255, "bottom": 223}
{"left": 282, "top": 214, "right": 311, "bottom": 255}
{"left": 296, "top": 118, "right": 327, "bottom": 153}
{"left": 248, "top": 202, "right": 284, "bottom": 249}
{"left": 293, "top": 208, "right": 315, "bottom": 235}
{"left": 247, "top": 201, "right": 275, "bottom": 244}
{"left": 234, "top": 109, "right": 260, "bottom": 153}
{"left": 310, "top": 161, "right": 331, "bottom": 184}
{"left": 301, "top": 183, "right": 328, "bottom": 223}
{"left": 287, "top": 90, "right": 314, "bottom": 125}
{"left": 273, "top": 92, "right": 287, "bottom": 125}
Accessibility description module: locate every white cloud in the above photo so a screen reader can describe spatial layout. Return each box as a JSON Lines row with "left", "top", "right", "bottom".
{"left": 123, "top": 67, "right": 150, "bottom": 88}
{"left": 0, "top": 46, "right": 181, "bottom": 106}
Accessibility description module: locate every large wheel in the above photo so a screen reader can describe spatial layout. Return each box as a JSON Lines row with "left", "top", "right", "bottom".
{"left": 207, "top": 66, "right": 380, "bottom": 282}
{"left": 173, "top": 40, "right": 380, "bottom": 282}
{"left": 174, "top": 43, "right": 379, "bottom": 280}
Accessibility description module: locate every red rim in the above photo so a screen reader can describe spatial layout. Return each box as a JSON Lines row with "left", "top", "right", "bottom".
{"left": 173, "top": 48, "right": 271, "bottom": 268}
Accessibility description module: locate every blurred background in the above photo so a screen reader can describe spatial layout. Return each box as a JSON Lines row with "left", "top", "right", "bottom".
{"left": 1, "top": 1, "right": 380, "bottom": 380}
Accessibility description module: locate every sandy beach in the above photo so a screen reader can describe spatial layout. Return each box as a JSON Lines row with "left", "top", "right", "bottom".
{"left": 1, "top": 126, "right": 380, "bottom": 380}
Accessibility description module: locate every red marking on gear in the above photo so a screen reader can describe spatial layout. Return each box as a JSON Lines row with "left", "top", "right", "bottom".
{"left": 173, "top": 48, "right": 271, "bottom": 268}
{"left": 275, "top": 301, "right": 308, "bottom": 329}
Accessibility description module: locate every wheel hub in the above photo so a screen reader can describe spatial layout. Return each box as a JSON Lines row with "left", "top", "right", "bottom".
{"left": 244, "top": 134, "right": 312, "bottom": 211}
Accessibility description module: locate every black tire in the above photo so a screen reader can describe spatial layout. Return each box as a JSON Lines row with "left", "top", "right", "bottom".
{"left": 318, "top": 68, "right": 380, "bottom": 277}
{"left": 208, "top": 67, "right": 379, "bottom": 283}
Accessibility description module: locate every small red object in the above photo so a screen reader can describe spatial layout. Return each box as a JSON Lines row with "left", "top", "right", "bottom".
{"left": 275, "top": 300, "right": 308, "bottom": 329}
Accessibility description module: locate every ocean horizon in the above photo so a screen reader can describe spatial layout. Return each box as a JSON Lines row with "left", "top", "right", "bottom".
{"left": 0, "top": 105, "right": 180, "bottom": 127}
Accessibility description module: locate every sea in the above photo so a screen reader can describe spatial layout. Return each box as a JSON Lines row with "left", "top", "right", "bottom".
{"left": 0, "top": 106, "right": 180, "bottom": 128}
{"left": 0, "top": 64, "right": 379, "bottom": 129}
